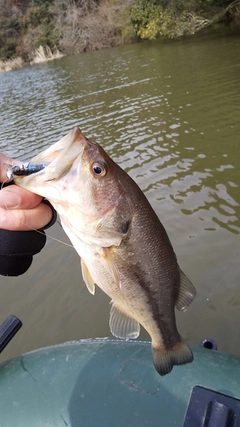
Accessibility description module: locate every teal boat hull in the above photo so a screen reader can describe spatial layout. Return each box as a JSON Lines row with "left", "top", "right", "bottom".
{"left": 0, "top": 339, "right": 239, "bottom": 426}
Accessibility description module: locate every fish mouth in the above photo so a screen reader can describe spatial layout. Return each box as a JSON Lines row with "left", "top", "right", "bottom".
{"left": 31, "top": 127, "right": 85, "bottom": 163}
{"left": 28, "top": 127, "right": 86, "bottom": 181}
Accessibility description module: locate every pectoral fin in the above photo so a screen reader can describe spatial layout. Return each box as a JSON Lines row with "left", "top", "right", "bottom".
{"left": 80, "top": 258, "right": 95, "bottom": 295}
{"left": 103, "top": 247, "right": 121, "bottom": 290}
{"left": 176, "top": 270, "right": 196, "bottom": 311}
{"left": 109, "top": 302, "right": 140, "bottom": 339}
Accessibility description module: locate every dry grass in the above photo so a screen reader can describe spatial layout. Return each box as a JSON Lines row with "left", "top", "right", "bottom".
{"left": 30, "top": 45, "right": 64, "bottom": 65}
{"left": 0, "top": 46, "right": 64, "bottom": 72}
{"left": 1, "top": 0, "right": 135, "bottom": 71}
{"left": 56, "top": 0, "right": 136, "bottom": 54}
{"left": 0, "top": 57, "right": 24, "bottom": 72}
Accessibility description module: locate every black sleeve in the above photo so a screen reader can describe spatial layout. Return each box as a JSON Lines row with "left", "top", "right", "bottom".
{"left": 0, "top": 229, "right": 47, "bottom": 276}
{"left": 0, "top": 184, "right": 57, "bottom": 276}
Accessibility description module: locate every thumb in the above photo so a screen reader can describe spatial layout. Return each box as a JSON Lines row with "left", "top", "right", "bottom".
{"left": 0, "top": 185, "right": 43, "bottom": 209}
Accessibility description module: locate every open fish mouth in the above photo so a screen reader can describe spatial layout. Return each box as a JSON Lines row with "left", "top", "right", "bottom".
{"left": 11, "top": 128, "right": 87, "bottom": 183}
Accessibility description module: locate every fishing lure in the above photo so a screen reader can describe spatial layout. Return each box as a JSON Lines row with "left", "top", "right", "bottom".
{"left": 6, "top": 163, "right": 50, "bottom": 181}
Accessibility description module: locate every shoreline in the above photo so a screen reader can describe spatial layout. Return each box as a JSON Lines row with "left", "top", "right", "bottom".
{"left": 0, "top": 46, "right": 65, "bottom": 73}
{"left": 1, "top": 0, "right": 239, "bottom": 73}
{"left": 1, "top": 20, "right": 239, "bottom": 74}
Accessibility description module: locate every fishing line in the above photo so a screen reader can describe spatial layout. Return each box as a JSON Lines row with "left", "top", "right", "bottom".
{"left": 27, "top": 224, "right": 74, "bottom": 249}
{"left": 1, "top": 178, "right": 9, "bottom": 189}
{"left": 1, "top": 196, "right": 74, "bottom": 249}
{"left": 205, "top": 257, "right": 240, "bottom": 302}
{"left": 195, "top": 256, "right": 240, "bottom": 312}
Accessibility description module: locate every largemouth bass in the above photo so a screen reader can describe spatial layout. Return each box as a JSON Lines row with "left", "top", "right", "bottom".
{"left": 14, "top": 127, "right": 196, "bottom": 376}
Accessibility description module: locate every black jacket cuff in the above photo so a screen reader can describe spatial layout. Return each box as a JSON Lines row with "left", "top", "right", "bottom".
{"left": 0, "top": 229, "right": 47, "bottom": 276}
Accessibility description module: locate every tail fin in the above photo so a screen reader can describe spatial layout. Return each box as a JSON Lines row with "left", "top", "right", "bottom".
{"left": 152, "top": 341, "right": 193, "bottom": 376}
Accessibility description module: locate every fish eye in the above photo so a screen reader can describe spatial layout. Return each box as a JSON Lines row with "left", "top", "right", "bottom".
{"left": 92, "top": 162, "right": 107, "bottom": 177}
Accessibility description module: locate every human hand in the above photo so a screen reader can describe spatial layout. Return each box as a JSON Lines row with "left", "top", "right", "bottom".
{"left": 0, "top": 154, "right": 53, "bottom": 231}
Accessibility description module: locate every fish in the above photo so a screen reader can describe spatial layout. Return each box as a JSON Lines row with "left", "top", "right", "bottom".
{"left": 14, "top": 127, "right": 196, "bottom": 376}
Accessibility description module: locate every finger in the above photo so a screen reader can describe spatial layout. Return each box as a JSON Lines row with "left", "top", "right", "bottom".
{"left": 0, "top": 185, "right": 43, "bottom": 209}
{"left": 0, "top": 154, "right": 21, "bottom": 182}
{"left": 0, "top": 154, "right": 12, "bottom": 182}
{"left": 0, "top": 202, "right": 53, "bottom": 231}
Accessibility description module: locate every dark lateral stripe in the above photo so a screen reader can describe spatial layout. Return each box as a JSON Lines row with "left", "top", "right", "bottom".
{"left": 130, "top": 266, "right": 180, "bottom": 348}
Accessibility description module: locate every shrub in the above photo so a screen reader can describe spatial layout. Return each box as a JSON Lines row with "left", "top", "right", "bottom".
{"left": 22, "top": 4, "right": 51, "bottom": 28}
{"left": 128, "top": 0, "right": 232, "bottom": 39}
{"left": 0, "top": 37, "right": 18, "bottom": 60}
{"left": 35, "top": 24, "right": 60, "bottom": 48}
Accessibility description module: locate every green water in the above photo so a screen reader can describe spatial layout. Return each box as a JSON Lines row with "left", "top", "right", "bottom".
{"left": 0, "top": 29, "right": 239, "bottom": 362}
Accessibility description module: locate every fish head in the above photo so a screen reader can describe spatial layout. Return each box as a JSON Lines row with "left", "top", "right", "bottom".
{"left": 15, "top": 128, "right": 132, "bottom": 246}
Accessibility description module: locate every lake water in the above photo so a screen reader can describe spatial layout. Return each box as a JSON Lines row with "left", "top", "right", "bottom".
{"left": 0, "top": 28, "right": 239, "bottom": 363}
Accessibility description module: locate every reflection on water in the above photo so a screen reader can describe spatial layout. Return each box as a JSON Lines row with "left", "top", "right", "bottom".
{"left": 0, "top": 29, "right": 239, "bottom": 362}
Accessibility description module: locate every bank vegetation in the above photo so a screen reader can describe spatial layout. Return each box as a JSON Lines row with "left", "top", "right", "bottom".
{"left": 0, "top": 0, "right": 240, "bottom": 71}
